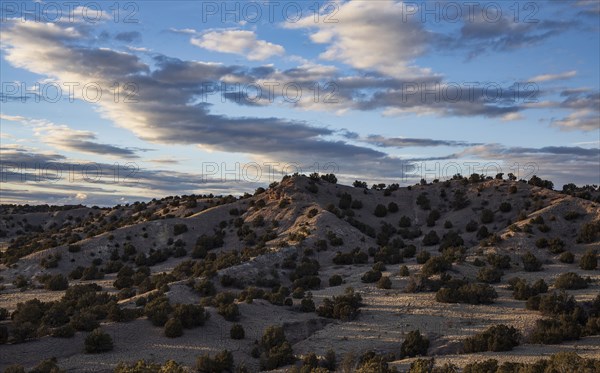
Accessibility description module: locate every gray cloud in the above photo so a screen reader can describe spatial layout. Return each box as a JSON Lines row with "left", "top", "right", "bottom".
{"left": 115, "top": 31, "right": 142, "bottom": 43}
{"left": 361, "top": 135, "right": 482, "bottom": 148}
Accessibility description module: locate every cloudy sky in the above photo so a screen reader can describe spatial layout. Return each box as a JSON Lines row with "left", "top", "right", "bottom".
{"left": 1, "top": 0, "right": 599, "bottom": 206}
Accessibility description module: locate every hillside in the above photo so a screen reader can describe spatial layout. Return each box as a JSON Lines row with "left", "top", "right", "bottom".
{"left": 0, "top": 174, "right": 599, "bottom": 372}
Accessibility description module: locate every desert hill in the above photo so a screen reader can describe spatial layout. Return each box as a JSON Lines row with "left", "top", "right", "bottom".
{"left": 0, "top": 174, "right": 599, "bottom": 372}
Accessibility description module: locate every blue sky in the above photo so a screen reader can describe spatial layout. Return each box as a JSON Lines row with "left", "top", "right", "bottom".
{"left": 0, "top": 0, "right": 598, "bottom": 206}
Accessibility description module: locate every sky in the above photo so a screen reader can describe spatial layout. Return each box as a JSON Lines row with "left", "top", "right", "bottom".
{"left": 0, "top": 0, "right": 599, "bottom": 206}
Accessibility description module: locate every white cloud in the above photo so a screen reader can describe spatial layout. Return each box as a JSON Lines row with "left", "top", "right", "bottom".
{"left": 529, "top": 70, "right": 577, "bottom": 83}
{"left": 286, "top": 0, "right": 430, "bottom": 78}
{"left": 191, "top": 30, "right": 284, "bottom": 61}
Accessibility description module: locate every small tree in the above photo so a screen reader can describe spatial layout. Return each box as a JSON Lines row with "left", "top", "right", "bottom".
{"left": 522, "top": 251, "right": 542, "bottom": 272}
{"left": 230, "top": 324, "right": 245, "bottom": 339}
{"left": 84, "top": 328, "right": 113, "bottom": 353}
{"left": 164, "top": 318, "right": 183, "bottom": 338}
{"left": 374, "top": 204, "right": 388, "bottom": 217}
{"left": 401, "top": 330, "right": 429, "bottom": 358}
{"left": 580, "top": 250, "right": 598, "bottom": 270}
{"left": 377, "top": 276, "right": 392, "bottom": 289}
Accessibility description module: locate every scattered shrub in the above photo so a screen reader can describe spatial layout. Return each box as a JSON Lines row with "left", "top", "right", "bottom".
{"left": 329, "top": 274, "right": 343, "bottom": 287}
{"left": 463, "top": 324, "right": 521, "bottom": 353}
{"left": 580, "top": 250, "right": 598, "bottom": 270}
{"left": 164, "top": 318, "right": 183, "bottom": 338}
{"left": 521, "top": 251, "right": 543, "bottom": 272}
{"left": 559, "top": 251, "right": 575, "bottom": 263}
{"left": 436, "top": 283, "right": 497, "bottom": 304}
{"left": 554, "top": 272, "right": 588, "bottom": 290}
{"left": 477, "top": 267, "right": 503, "bottom": 284}
{"left": 361, "top": 270, "right": 382, "bottom": 283}
{"left": 84, "top": 328, "right": 113, "bottom": 353}
{"left": 196, "top": 350, "right": 234, "bottom": 373}
{"left": 377, "top": 276, "right": 392, "bottom": 289}
{"left": 230, "top": 324, "right": 245, "bottom": 339}
{"left": 401, "top": 330, "right": 429, "bottom": 358}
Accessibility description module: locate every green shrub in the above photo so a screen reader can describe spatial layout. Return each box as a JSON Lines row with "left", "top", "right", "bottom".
{"left": 217, "top": 303, "right": 240, "bottom": 321}
{"left": 465, "top": 220, "right": 478, "bottom": 232}
{"left": 401, "top": 330, "right": 429, "bottom": 358}
{"left": 554, "top": 272, "right": 588, "bottom": 290}
{"left": 164, "top": 318, "right": 183, "bottom": 338}
{"left": 196, "top": 350, "right": 234, "bottom": 373}
{"left": 529, "top": 315, "right": 581, "bottom": 344}
{"left": 436, "top": 283, "right": 497, "bottom": 305}
{"left": 144, "top": 296, "right": 172, "bottom": 326}
{"left": 377, "top": 276, "right": 392, "bottom": 289}
{"left": 173, "top": 304, "right": 209, "bottom": 328}
{"left": 422, "top": 231, "right": 440, "bottom": 246}
{"left": 509, "top": 278, "right": 548, "bottom": 300}
{"left": 259, "top": 326, "right": 295, "bottom": 370}
{"left": 487, "top": 253, "right": 511, "bottom": 269}
{"left": 328, "top": 274, "right": 343, "bottom": 286}
{"left": 416, "top": 250, "right": 431, "bottom": 264}
{"left": 559, "top": 251, "right": 575, "bottom": 263}
{"left": 463, "top": 324, "right": 521, "bottom": 353}
{"left": 577, "top": 221, "right": 600, "bottom": 243}
{"left": 51, "top": 324, "right": 75, "bottom": 338}
{"left": 44, "top": 274, "right": 69, "bottom": 291}
{"left": 399, "top": 265, "right": 410, "bottom": 277}
{"left": 361, "top": 270, "right": 382, "bottom": 283}
{"left": 422, "top": 256, "right": 451, "bottom": 277}
{"left": 388, "top": 202, "right": 399, "bottom": 213}
{"left": 477, "top": 267, "right": 503, "bottom": 284}
{"left": 521, "top": 251, "right": 542, "bottom": 272}
{"left": 84, "top": 328, "right": 113, "bottom": 353}
{"left": 580, "top": 250, "right": 598, "bottom": 270}
{"left": 317, "top": 287, "right": 362, "bottom": 321}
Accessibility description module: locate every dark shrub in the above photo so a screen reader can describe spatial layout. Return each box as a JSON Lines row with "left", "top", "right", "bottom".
{"left": 259, "top": 326, "right": 295, "bottom": 370}
{"left": 477, "top": 267, "right": 503, "bottom": 284}
{"left": 554, "top": 272, "right": 588, "bottom": 290}
{"left": 230, "top": 324, "right": 245, "bottom": 339}
{"left": 361, "top": 270, "right": 382, "bottom": 283}
{"left": 463, "top": 324, "right": 521, "bottom": 353}
{"left": 521, "top": 251, "right": 542, "bottom": 272}
{"left": 399, "top": 265, "right": 410, "bottom": 277}
{"left": 559, "top": 251, "right": 575, "bottom": 263}
{"left": 173, "top": 304, "right": 209, "bottom": 328}
{"left": 52, "top": 324, "right": 75, "bottom": 338}
{"left": 44, "top": 274, "right": 69, "bottom": 291}
{"left": 465, "top": 220, "right": 478, "bottom": 232}
{"left": 374, "top": 204, "right": 388, "bottom": 217}
{"left": 144, "top": 296, "right": 172, "bottom": 327}
{"left": 529, "top": 315, "right": 581, "bottom": 344}
{"left": 480, "top": 209, "right": 494, "bottom": 224}
{"left": 422, "top": 256, "right": 451, "bottom": 277}
{"left": 218, "top": 303, "right": 240, "bottom": 322}
{"left": 173, "top": 223, "right": 188, "bottom": 236}
{"left": 399, "top": 216, "right": 412, "bottom": 227}
{"left": 510, "top": 278, "right": 548, "bottom": 300}
{"left": 499, "top": 202, "right": 512, "bottom": 212}
{"left": 416, "top": 250, "right": 431, "bottom": 264}
{"left": 487, "top": 253, "right": 511, "bottom": 269}
{"left": 436, "top": 283, "right": 497, "bottom": 305}
{"left": 422, "top": 231, "right": 440, "bottom": 246}
{"left": 329, "top": 274, "right": 343, "bottom": 286}
{"left": 580, "top": 250, "right": 598, "bottom": 270}
{"left": 401, "top": 330, "right": 429, "bottom": 358}
{"left": 196, "top": 350, "right": 234, "bottom": 373}
{"left": 388, "top": 202, "right": 399, "bottom": 213}
{"left": 317, "top": 287, "right": 362, "bottom": 321}
{"left": 84, "top": 328, "right": 113, "bottom": 353}
{"left": 164, "top": 318, "right": 183, "bottom": 338}
{"left": 377, "top": 276, "right": 392, "bottom": 289}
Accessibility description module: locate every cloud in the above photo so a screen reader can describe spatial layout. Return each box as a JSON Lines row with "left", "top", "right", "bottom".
{"left": 358, "top": 135, "right": 482, "bottom": 148}
{"left": 115, "top": 31, "right": 141, "bottom": 43}
{"left": 529, "top": 70, "right": 577, "bottom": 83}
{"left": 552, "top": 90, "right": 600, "bottom": 131}
{"left": 286, "top": 0, "right": 430, "bottom": 77}
{"left": 190, "top": 29, "right": 285, "bottom": 61}
{"left": 456, "top": 144, "right": 600, "bottom": 187}
{"left": 2, "top": 115, "right": 142, "bottom": 158}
